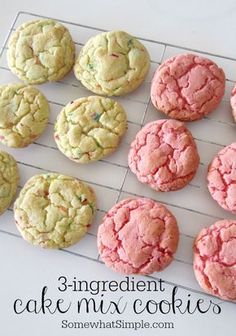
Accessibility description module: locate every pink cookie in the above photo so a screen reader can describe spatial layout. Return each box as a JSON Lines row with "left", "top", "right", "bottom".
{"left": 151, "top": 53, "right": 225, "bottom": 121}
{"left": 230, "top": 84, "right": 236, "bottom": 122}
{"left": 193, "top": 220, "right": 236, "bottom": 301}
{"left": 97, "top": 198, "right": 179, "bottom": 275}
{"left": 207, "top": 142, "right": 236, "bottom": 214}
{"left": 128, "top": 119, "right": 199, "bottom": 192}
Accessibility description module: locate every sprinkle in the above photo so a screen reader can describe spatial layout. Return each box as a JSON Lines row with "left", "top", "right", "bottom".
{"left": 127, "top": 39, "right": 133, "bottom": 47}
{"left": 34, "top": 57, "right": 41, "bottom": 65}
{"left": 111, "top": 53, "right": 119, "bottom": 58}
{"left": 77, "top": 194, "right": 89, "bottom": 205}
{"left": 93, "top": 112, "right": 101, "bottom": 122}
{"left": 59, "top": 206, "right": 67, "bottom": 212}
{"left": 89, "top": 203, "right": 94, "bottom": 213}
{"left": 80, "top": 194, "right": 87, "bottom": 202}
{"left": 88, "top": 63, "right": 94, "bottom": 70}
{"left": 93, "top": 138, "right": 101, "bottom": 148}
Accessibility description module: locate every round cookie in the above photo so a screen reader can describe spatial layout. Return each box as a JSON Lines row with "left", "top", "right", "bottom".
{"left": 128, "top": 119, "right": 200, "bottom": 191}
{"left": 193, "top": 220, "right": 236, "bottom": 301}
{"left": 151, "top": 53, "right": 225, "bottom": 121}
{"left": 14, "top": 173, "right": 96, "bottom": 248}
{"left": 54, "top": 96, "right": 127, "bottom": 163}
{"left": 230, "top": 84, "right": 236, "bottom": 122}
{"left": 74, "top": 30, "right": 150, "bottom": 96}
{"left": 0, "top": 83, "right": 49, "bottom": 148}
{"left": 207, "top": 142, "right": 236, "bottom": 214}
{"left": 0, "top": 150, "right": 19, "bottom": 214}
{"left": 97, "top": 198, "right": 179, "bottom": 275}
{"left": 7, "top": 19, "right": 75, "bottom": 84}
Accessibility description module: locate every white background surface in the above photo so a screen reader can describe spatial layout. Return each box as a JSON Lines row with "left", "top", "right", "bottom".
{"left": 0, "top": 1, "right": 236, "bottom": 335}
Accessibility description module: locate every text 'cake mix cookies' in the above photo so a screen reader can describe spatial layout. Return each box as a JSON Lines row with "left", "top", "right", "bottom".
{"left": 14, "top": 173, "right": 96, "bottom": 248}
{"left": 97, "top": 198, "right": 179, "bottom": 275}
{"left": 7, "top": 19, "right": 75, "bottom": 84}
{"left": 151, "top": 54, "right": 225, "bottom": 121}
{"left": 128, "top": 119, "right": 199, "bottom": 191}
{"left": 0, "top": 83, "right": 49, "bottom": 147}
{"left": 74, "top": 31, "right": 150, "bottom": 96}
{"left": 0, "top": 150, "right": 19, "bottom": 215}
{"left": 193, "top": 220, "right": 236, "bottom": 301}
{"left": 207, "top": 142, "right": 236, "bottom": 214}
{"left": 54, "top": 96, "right": 127, "bottom": 163}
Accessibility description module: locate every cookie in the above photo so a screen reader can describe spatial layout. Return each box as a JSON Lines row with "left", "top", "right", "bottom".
{"left": 0, "top": 150, "right": 19, "bottom": 214}
{"left": 97, "top": 198, "right": 179, "bottom": 275}
{"left": 128, "top": 119, "right": 199, "bottom": 191}
{"left": 74, "top": 31, "right": 150, "bottom": 96}
{"left": 230, "top": 84, "right": 236, "bottom": 122}
{"left": 7, "top": 19, "right": 75, "bottom": 84}
{"left": 193, "top": 220, "right": 236, "bottom": 301}
{"left": 54, "top": 96, "right": 127, "bottom": 163}
{"left": 14, "top": 173, "right": 96, "bottom": 248}
{"left": 0, "top": 83, "right": 49, "bottom": 148}
{"left": 151, "top": 54, "right": 225, "bottom": 121}
{"left": 207, "top": 142, "right": 236, "bottom": 214}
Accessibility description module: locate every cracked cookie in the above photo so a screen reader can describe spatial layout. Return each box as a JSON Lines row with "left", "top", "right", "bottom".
{"left": 207, "top": 142, "right": 236, "bottom": 214}
{"left": 14, "top": 173, "right": 96, "bottom": 248}
{"left": 97, "top": 198, "right": 179, "bottom": 275}
{"left": 230, "top": 84, "right": 236, "bottom": 122}
{"left": 0, "top": 83, "right": 49, "bottom": 148}
{"left": 128, "top": 119, "right": 199, "bottom": 191}
{"left": 7, "top": 19, "right": 75, "bottom": 84}
{"left": 193, "top": 220, "right": 236, "bottom": 301}
{"left": 54, "top": 96, "right": 127, "bottom": 163}
{"left": 0, "top": 150, "right": 19, "bottom": 214}
{"left": 74, "top": 31, "right": 150, "bottom": 96}
{"left": 151, "top": 54, "right": 225, "bottom": 121}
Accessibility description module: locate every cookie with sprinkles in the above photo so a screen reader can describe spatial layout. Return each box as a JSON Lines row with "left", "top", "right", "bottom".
{"left": 14, "top": 173, "right": 96, "bottom": 248}
{"left": 74, "top": 31, "right": 150, "bottom": 96}
{"left": 0, "top": 150, "right": 19, "bottom": 215}
{"left": 54, "top": 96, "right": 127, "bottom": 163}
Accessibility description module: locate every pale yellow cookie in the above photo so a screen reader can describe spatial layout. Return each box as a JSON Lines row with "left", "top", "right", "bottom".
{"left": 14, "top": 173, "right": 96, "bottom": 248}
{"left": 74, "top": 31, "right": 150, "bottom": 96}
{"left": 54, "top": 96, "right": 127, "bottom": 163}
{"left": 0, "top": 150, "right": 19, "bottom": 215}
{"left": 0, "top": 83, "right": 49, "bottom": 148}
{"left": 7, "top": 19, "right": 75, "bottom": 84}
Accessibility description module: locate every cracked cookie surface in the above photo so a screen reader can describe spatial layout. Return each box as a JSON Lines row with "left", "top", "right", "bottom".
{"left": 230, "top": 84, "right": 236, "bottom": 122}
{"left": 151, "top": 54, "right": 225, "bottom": 121}
{"left": 0, "top": 83, "right": 49, "bottom": 147}
{"left": 193, "top": 220, "right": 236, "bottom": 301}
{"left": 207, "top": 142, "right": 236, "bottom": 214}
{"left": 14, "top": 173, "right": 96, "bottom": 248}
{"left": 74, "top": 31, "right": 150, "bottom": 96}
{"left": 0, "top": 150, "right": 19, "bottom": 214}
{"left": 7, "top": 19, "right": 75, "bottom": 84}
{"left": 97, "top": 198, "right": 179, "bottom": 275}
{"left": 128, "top": 119, "right": 199, "bottom": 191}
{"left": 54, "top": 96, "right": 127, "bottom": 163}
